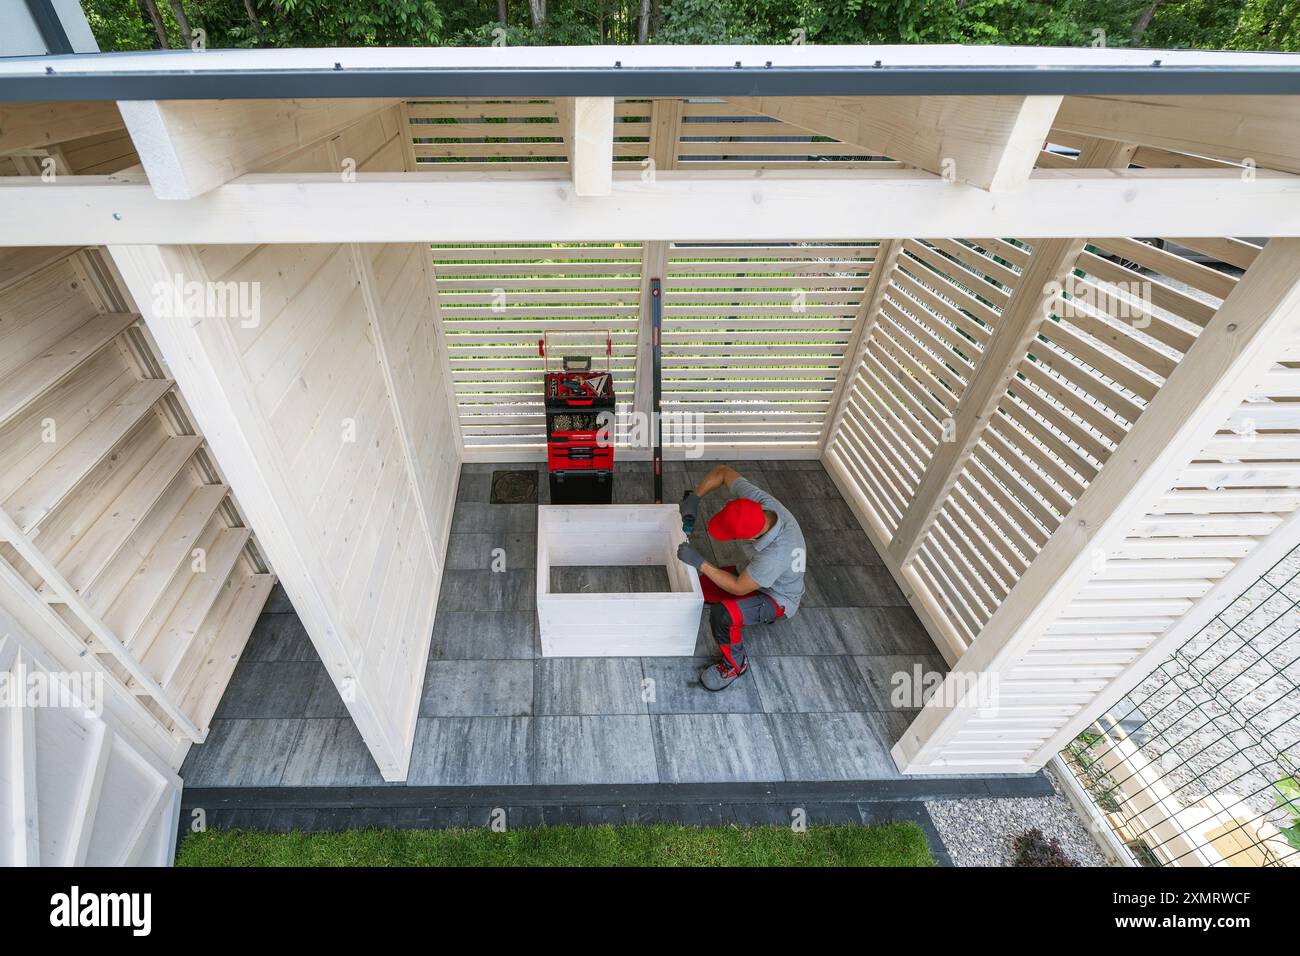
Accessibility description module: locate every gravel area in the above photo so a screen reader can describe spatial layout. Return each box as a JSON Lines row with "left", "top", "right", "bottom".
{"left": 925, "top": 765, "right": 1112, "bottom": 867}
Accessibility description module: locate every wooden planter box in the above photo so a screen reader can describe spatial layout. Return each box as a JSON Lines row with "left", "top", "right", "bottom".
{"left": 536, "top": 504, "right": 704, "bottom": 657}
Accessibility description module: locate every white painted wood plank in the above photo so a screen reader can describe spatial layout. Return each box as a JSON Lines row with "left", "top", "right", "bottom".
{"left": 8, "top": 653, "right": 40, "bottom": 866}
{"left": 10, "top": 169, "right": 1300, "bottom": 245}
{"left": 63, "top": 722, "right": 111, "bottom": 867}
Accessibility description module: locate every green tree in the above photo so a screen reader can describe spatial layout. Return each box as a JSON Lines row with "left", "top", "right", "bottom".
{"left": 77, "top": 0, "right": 1300, "bottom": 50}
{"left": 1230, "top": 0, "right": 1300, "bottom": 50}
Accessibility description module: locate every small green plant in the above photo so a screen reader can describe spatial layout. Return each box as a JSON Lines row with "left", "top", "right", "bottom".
{"left": 1272, "top": 768, "right": 1300, "bottom": 851}
{"left": 1012, "top": 828, "right": 1079, "bottom": 867}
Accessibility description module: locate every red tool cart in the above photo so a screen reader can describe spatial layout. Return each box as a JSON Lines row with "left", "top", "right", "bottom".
{"left": 540, "top": 330, "right": 615, "bottom": 504}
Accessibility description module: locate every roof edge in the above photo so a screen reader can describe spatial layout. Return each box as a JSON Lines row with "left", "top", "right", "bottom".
{"left": 3, "top": 63, "right": 1300, "bottom": 101}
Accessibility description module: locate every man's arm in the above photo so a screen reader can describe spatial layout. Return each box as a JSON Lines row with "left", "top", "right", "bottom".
{"left": 693, "top": 463, "right": 740, "bottom": 499}
{"left": 698, "top": 562, "right": 761, "bottom": 597}
{"left": 678, "top": 541, "right": 762, "bottom": 597}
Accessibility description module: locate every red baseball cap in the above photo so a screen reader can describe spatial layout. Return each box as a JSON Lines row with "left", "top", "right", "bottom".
{"left": 708, "top": 498, "right": 766, "bottom": 541}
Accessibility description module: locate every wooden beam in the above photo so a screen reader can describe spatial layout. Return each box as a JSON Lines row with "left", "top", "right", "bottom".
{"left": 888, "top": 237, "right": 1085, "bottom": 565}
{"left": 892, "top": 238, "right": 1300, "bottom": 773}
{"left": 729, "top": 94, "right": 1063, "bottom": 191}
{"left": 117, "top": 97, "right": 399, "bottom": 200}
{"left": 558, "top": 97, "right": 614, "bottom": 196}
{"left": 0, "top": 101, "right": 123, "bottom": 155}
{"left": 7, "top": 168, "right": 1300, "bottom": 245}
{"left": 1055, "top": 95, "right": 1300, "bottom": 175}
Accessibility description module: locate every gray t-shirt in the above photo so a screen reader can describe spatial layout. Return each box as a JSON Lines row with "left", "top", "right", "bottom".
{"left": 730, "top": 477, "right": 806, "bottom": 616}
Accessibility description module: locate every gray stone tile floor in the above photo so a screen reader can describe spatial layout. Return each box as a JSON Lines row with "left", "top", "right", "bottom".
{"left": 182, "top": 459, "right": 951, "bottom": 788}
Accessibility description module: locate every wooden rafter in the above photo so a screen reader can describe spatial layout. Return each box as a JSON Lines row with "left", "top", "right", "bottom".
{"left": 1055, "top": 95, "right": 1300, "bottom": 175}
{"left": 727, "top": 94, "right": 1063, "bottom": 191}
{"left": 0, "top": 101, "right": 123, "bottom": 155}
{"left": 117, "top": 97, "right": 399, "bottom": 199}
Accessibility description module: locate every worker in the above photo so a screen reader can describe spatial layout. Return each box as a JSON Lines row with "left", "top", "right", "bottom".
{"left": 675, "top": 464, "right": 806, "bottom": 690}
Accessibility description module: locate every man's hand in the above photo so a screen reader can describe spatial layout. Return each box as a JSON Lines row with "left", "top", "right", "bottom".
{"left": 676, "top": 542, "right": 706, "bottom": 570}
{"left": 679, "top": 490, "right": 701, "bottom": 534}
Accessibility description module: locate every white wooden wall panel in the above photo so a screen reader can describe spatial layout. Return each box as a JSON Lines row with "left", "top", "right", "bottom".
{"left": 112, "top": 232, "right": 457, "bottom": 781}
{"left": 106, "top": 97, "right": 456, "bottom": 781}
{"left": 0, "top": 611, "right": 181, "bottom": 866}
{"left": 821, "top": 231, "right": 1300, "bottom": 772}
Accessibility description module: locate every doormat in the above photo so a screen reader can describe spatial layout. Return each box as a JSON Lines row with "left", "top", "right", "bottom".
{"left": 490, "top": 469, "right": 538, "bottom": 504}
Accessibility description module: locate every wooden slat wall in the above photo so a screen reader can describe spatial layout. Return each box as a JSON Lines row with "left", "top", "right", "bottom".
{"left": 401, "top": 98, "right": 897, "bottom": 175}
{"left": 432, "top": 242, "right": 643, "bottom": 453}
{"left": 937, "top": 335, "right": 1300, "bottom": 767}
{"left": 0, "top": 245, "right": 272, "bottom": 744}
{"left": 907, "top": 238, "right": 1215, "bottom": 647}
{"left": 831, "top": 240, "right": 1011, "bottom": 546}
{"left": 674, "top": 100, "right": 897, "bottom": 170}
{"left": 405, "top": 98, "right": 651, "bottom": 173}
{"left": 662, "top": 241, "right": 877, "bottom": 452}
{"left": 431, "top": 239, "right": 881, "bottom": 458}
{"left": 823, "top": 229, "right": 1300, "bottom": 772}
{"left": 827, "top": 235, "right": 1241, "bottom": 655}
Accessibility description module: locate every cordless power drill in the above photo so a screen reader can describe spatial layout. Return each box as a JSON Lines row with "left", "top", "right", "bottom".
{"left": 680, "top": 489, "right": 700, "bottom": 535}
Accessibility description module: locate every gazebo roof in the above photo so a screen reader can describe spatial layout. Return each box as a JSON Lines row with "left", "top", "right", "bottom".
{"left": 2, "top": 44, "right": 1300, "bottom": 100}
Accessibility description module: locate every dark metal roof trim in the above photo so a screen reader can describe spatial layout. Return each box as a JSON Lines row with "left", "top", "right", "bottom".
{"left": 2, "top": 63, "right": 1300, "bottom": 101}
{"left": 21, "top": 0, "right": 74, "bottom": 56}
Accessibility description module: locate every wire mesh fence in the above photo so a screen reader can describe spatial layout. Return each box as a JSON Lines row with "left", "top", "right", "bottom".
{"left": 1061, "top": 545, "right": 1300, "bottom": 867}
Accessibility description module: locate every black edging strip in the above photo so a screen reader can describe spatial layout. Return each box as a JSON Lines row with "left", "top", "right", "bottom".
{"left": 182, "top": 775, "right": 1051, "bottom": 810}
{"left": 4, "top": 64, "right": 1300, "bottom": 102}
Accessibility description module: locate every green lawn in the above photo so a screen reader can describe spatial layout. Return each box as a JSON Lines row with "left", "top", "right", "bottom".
{"left": 177, "top": 821, "right": 935, "bottom": 867}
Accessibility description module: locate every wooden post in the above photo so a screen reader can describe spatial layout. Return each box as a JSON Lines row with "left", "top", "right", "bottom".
{"left": 558, "top": 97, "right": 615, "bottom": 197}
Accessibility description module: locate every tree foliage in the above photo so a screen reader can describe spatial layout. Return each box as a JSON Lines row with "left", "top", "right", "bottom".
{"left": 79, "top": 0, "right": 1300, "bottom": 51}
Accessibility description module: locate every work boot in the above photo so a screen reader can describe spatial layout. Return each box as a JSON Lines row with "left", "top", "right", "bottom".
{"left": 700, "top": 658, "right": 747, "bottom": 691}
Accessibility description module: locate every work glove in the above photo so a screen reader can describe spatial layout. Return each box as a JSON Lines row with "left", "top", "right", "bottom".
{"left": 676, "top": 542, "right": 706, "bottom": 571}
{"left": 679, "top": 490, "right": 701, "bottom": 534}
